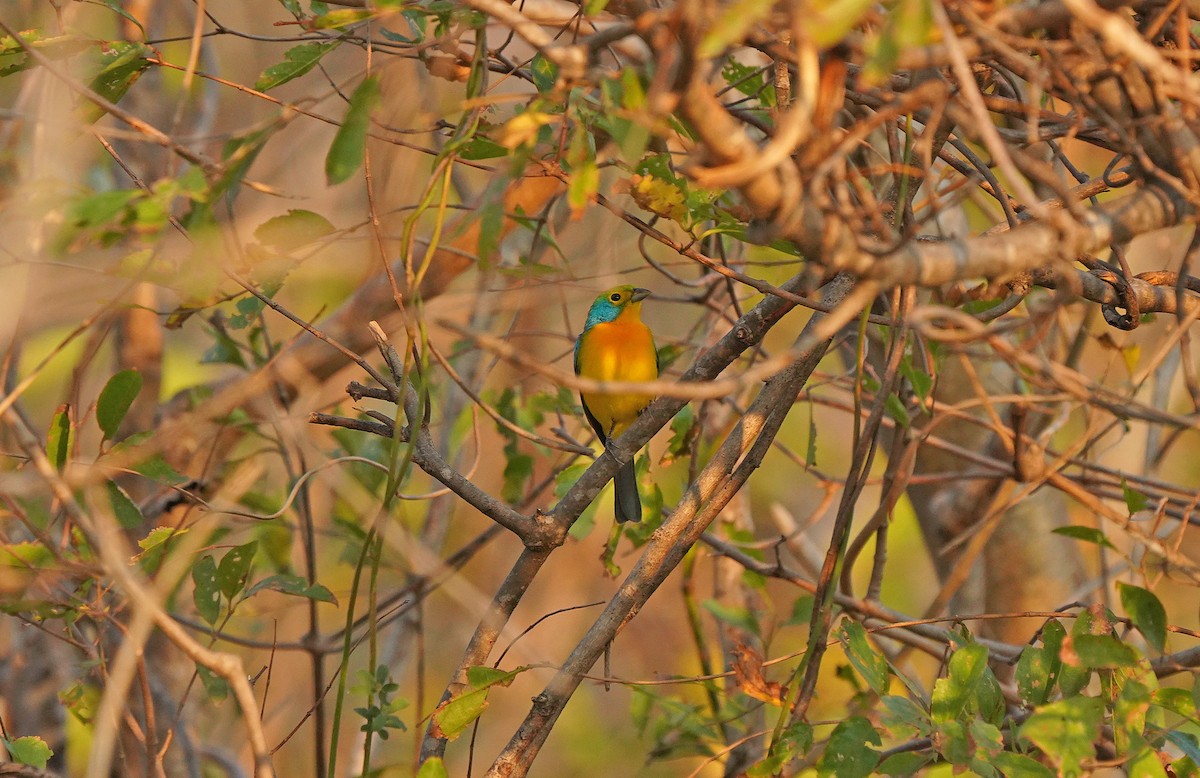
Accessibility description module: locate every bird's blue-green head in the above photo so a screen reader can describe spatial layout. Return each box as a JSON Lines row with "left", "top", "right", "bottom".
{"left": 584, "top": 285, "right": 651, "bottom": 329}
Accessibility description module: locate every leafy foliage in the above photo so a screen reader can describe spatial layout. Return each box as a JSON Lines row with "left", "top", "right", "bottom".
{"left": 2, "top": 0, "right": 1199, "bottom": 776}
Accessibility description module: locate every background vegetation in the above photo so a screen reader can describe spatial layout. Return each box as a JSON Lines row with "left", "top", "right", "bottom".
{"left": 2, "top": 0, "right": 1200, "bottom": 775}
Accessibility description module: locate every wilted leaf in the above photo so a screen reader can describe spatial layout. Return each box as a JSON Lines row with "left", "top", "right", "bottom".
{"left": 497, "top": 110, "right": 554, "bottom": 149}
{"left": 732, "top": 641, "right": 785, "bottom": 705}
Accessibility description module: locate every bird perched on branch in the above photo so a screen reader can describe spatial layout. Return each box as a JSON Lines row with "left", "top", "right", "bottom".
{"left": 574, "top": 285, "right": 659, "bottom": 523}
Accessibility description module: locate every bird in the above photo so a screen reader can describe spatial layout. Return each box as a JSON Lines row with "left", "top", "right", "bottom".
{"left": 574, "top": 285, "right": 659, "bottom": 523}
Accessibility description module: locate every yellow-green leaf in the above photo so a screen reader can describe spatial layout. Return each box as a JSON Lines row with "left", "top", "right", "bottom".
{"left": 46, "top": 404, "right": 74, "bottom": 472}
{"left": 698, "top": 0, "right": 776, "bottom": 58}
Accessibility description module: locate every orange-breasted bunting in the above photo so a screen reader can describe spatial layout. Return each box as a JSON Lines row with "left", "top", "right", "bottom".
{"left": 574, "top": 286, "right": 659, "bottom": 523}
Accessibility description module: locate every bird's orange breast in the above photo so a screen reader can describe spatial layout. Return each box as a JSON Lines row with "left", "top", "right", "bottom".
{"left": 576, "top": 313, "right": 658, "bottom": 438}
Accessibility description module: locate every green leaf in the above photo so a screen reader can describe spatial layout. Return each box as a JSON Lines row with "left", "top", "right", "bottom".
{"left": 1052, "top": 525, "right": 1116, "bottom": 549}
{"left": 879, "top": 695, "right": 930, "bottom": 738}
{"left": 877, "top": 752, "right": 934, "bottom": 775}
{"left": 702, "top": 600, "right": 761, "bottom": 637}
{"left": 216, "top": 541, "right": 257, "bottom": 599}
{"left": 567, "top": 156, "right": 599, "bottom": 214}
{"left": 1114, "top": 679, "right": 1152, "bottom": 756}
{"left": 965, "top": 718, "right": 1005, "bottom": 775}
{"left": 884, "top": 393, "right": 911, "bottom": 429}
{"left": 2, "top": 735, "right": 53, "bottom": 769}
{"left": 458, "top": 136, "right": 509, "bottom": 161}
{"left": 46, "top": 404, "right": 74, "bottom": 471}
{"left": 96, "top": 369, "right": 142, "bottom": 439}
{"left": 838, "top": 620, "right": 889, "bottom": 694}
{"left": 992, "top": 751, "right": 1056, "bottom": 777}
{"left": 433, "top": 686, "right": 489, "bottom": 740}
{"left": 1017, "top": 645, "right": 1054, "bottom": 707}
{"left": 82, "top": 41, "right": 151, "bottom": 121}
{"left": 1128, "top": 744, "right": 1170, "bottom": 778}
{"left": 192, "top": 555, "right": 221, "bottom": 625}
{"left": 0, "top": 542, "right": 53, "bottom": 568}
{"left": 750, "top": 722, "right": 813, "bottom": 776}
{"left": 416, "top": 757, "right": 450, "bottom": 778}
{"left": 255, "top": 41, "right": 340, "bottom": 91}
{"left": 932, "top": 642, "right": 988, "bottom": 722}
{"left": 1118, "top": 582, "right": 1167, "bottom": 653}
{"left": 1121, "top": 478, "right": 1150, "bottom": 514}
{"left": 698, "top": 0, "right": 776, "bottom": 57}
{"left": 254, "top": 209, "right": 336, "bottom": 251}
{"left": 244, "top": 574, "right": 338, "bottom": 605}
{"left": 501, "top": 451, "right": 533, "bottom": 503}
{"left": 1054, "top": 617, "right": 1090, "bottom": 697}
{"left": 432, "top": 667, "right": 525, "bottom": 742}
{"left": 196, "top": 664, "right": 229, "bottom": 701}
{"left": 975, "top": 666, "right": 1006, "bottom": 725}
{"left": 135, "top": 526, "right": 186, "bottom": 573}
{"left": 65, "top": 188, "right": 140, "bottom": 230}
{"left": 131, "top": 454, "right": 188, "bottom": 485}
{"left": 465, "top": 665, "right": 525, "bottom": 689}
{"left": 1152, "top": 687, "right": 1197, "bottom": 718}
{"left": 900, "top": 358, "right": 933, "bottom": 403}
{"left": 787, "top": 595, "right": 814, "bottom": 626}
{"left": 817, "top": 715, "right": 881, "bottom": 778}
{"left": 208, "top": 126, "right": 272, "bottom": 203}
{"left": 1068, "top": 634, "right": 1139, "bottom": 668}
{"left": 105, "top": 480, "right": 144, "bottom": 529}
{"left": 1019, "top": 696, "right": 1103, "bottom": 778}
{"left": 325, "top": 76, "right": 380, "bottom": 185}
{"left": 530, "top": 52, "right": 558, "bottom": 93}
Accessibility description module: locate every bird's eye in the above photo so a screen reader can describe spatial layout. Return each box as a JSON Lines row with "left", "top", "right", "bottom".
{"left": 610, "top": 293, "right": 622, "bottom": 302}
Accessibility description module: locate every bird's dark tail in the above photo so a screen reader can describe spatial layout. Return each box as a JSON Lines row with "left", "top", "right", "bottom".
{"left": 613, "top": 459, "right": 642, "bottom": 523}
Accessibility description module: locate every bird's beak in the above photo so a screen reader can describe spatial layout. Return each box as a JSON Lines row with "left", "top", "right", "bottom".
{"left": 631, "top": 288, "right": 652, "bottom": 303}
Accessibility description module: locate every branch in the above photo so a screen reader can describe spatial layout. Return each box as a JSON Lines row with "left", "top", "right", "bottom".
{"left": 484, "top": 275, "right": 855, "bottom": 777}
{"left": 2, "top": 410, "right": 275, "bottom": 778}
